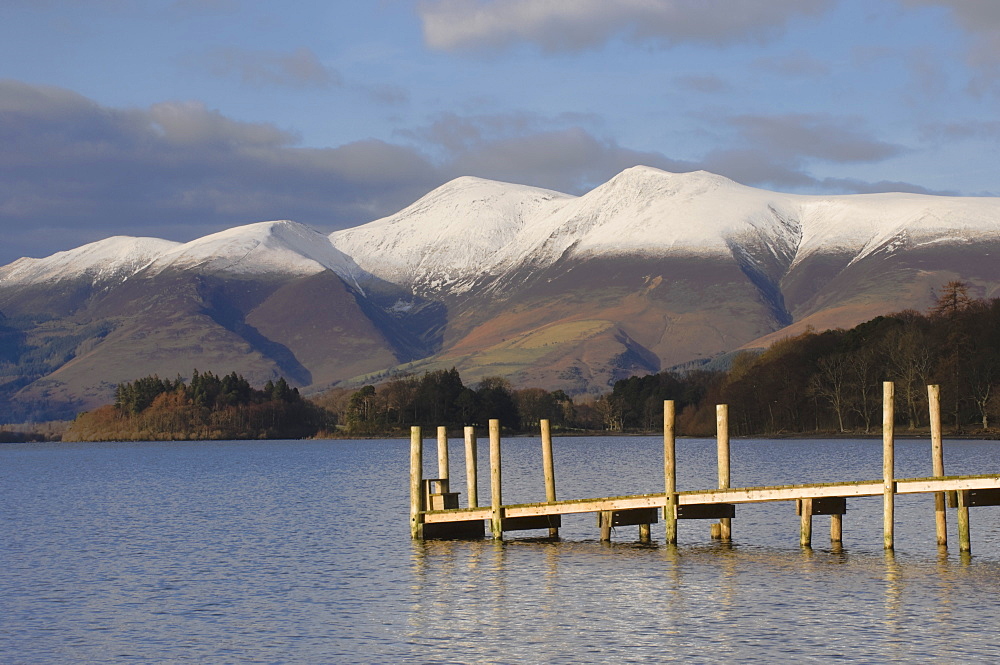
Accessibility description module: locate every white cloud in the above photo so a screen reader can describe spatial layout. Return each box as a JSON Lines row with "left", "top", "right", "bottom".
{"left": 418, "top": 0, "right": 833, "bottom": 52}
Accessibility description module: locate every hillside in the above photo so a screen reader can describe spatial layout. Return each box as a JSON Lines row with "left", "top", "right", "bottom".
{"left": 2, "top": 166, "right": 999, "bottom": 421}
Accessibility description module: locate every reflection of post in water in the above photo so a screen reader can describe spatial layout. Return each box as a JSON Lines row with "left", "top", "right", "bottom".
{"left": 882, "top": 549, "right": 903, "bottom": 641}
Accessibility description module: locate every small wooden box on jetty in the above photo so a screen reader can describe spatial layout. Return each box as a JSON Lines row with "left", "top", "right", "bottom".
{"left": 409, "top": 383, "right": 1000, "bottom": 553}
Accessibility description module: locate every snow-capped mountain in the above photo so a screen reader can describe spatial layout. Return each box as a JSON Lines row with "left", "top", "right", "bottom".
{"left": 330, "top": 176, "right": 572, "bottom": 295}
{"left": 0, "top": 236, "right": 181, "bottom": 287}
{"left": 2, "top": 165, "right": 1000, "bottom": 420}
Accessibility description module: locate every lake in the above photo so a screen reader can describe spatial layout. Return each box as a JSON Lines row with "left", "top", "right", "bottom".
{"left": 4, "top": 435, "right": 1000, "bottom": 663}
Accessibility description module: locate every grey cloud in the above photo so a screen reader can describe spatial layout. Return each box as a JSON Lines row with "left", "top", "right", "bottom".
{"left": 901, "top": 0, "right": 1000, "bottom": 89}
{"left": 444, "top": 126, "right": 694, "bottom": 193}
{"left": 0, "top": 80, "right": 440, "bottom": 264}
{"left": 201, "top": 47, "right": 342, "bottom": 88}
{"left": 728, "top": 113, "right": 904, "bottom": 163}
{"left": 418, "top": 0, "right": 833, "bottom": 53}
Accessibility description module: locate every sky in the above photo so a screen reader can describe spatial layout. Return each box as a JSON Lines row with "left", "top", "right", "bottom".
{"left": 0, "top": 0, "right": 998, "bottom": 266}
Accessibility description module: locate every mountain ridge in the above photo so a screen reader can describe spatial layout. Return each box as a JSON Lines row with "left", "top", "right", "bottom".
{"left": 2, "top": 166, "right": 999, "bottom": 420}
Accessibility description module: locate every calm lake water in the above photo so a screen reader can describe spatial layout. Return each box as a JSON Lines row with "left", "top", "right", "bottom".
{"left": 4, "top": 435, "right": 1000, "bottom": 663}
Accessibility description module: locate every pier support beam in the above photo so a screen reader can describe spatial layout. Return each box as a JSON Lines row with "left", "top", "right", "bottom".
{"left": 831, "top": 513, "right": 843, "bottom": 545}
{"left": 410, "top": 426, "right": 424, "bottom": 539}
{"left": 716, "top": 404, "right": 732, "bottom": 541}
{"left": 928, "top": 385, "right": 947, "bottom": 547}
{"left": 800, "top": 498, "right": 813, "bottom": 547}
{"left": 957, "top": 490, "right": 971, "bottom": 553}
{"left": 664, "top": 400, "right": 678, "bottom": 545}
{"left": 464, "top": 426, "right": 478, "bottom": 509}
{"left": 540, "top": 419, "right": 558, "bottom": 538}
{"left": 883, "top": 381, "right": 895, "bottom": 550}
{"left": 489, "top": 419, "right": 503, "bottom": 540}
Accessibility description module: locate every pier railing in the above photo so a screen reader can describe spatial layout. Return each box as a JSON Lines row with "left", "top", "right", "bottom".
{"left": 409, "top": 383, "right": 1000, "bottom": 552}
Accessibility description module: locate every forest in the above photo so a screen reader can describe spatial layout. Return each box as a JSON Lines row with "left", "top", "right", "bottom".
{"left": 66, "top": 370, "right": 332, "bottom": 440}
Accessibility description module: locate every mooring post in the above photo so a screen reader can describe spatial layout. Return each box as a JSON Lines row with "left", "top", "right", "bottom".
{"left": 410, "top": 426, "right": 424, "bottom": 539}
{"left": 437, "top": 425, "right": 450, "bottom": 484}
{"left": 800, "top": 498, "right": 813, "bottom": 547}
{"left": 664, "top": 400, "right": 678, "bottom": 545}
{"left": 957, "top": 489, "right": 971, "bottom": 553}
{"left": 600, "top": 511, "right": 612, "bottom": 542}
{"left": 464, "top": 425, "right": 478, "bottom": 509}
{"left": 883, "top": 381, "right": 895, "bottom": 550}
{"left": 540, "top": 419, "right": 559, "bottom": 538}
{"left": 928, "top": 384, "right": 947, "bottom": 547}
{"left": 489, "top": 419, "right": 503, "bottom": 540}
{"left": 717, "top": 404, "right": 732, "bottom": 541}
{"left": 831, "top": 513, "right": 843, "bottom": 545}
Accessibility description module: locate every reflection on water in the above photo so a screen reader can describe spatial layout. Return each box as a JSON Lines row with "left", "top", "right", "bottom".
{"left": 409, "top": 538, "right": 1000, "bottom": 664}
{"left": 4, "top": 436, "right": 1000, "bottom": 662}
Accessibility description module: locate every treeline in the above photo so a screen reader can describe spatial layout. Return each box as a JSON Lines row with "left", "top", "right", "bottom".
{"left": 67, "top": 370, "right": 333, "bottom": 441}
{"left": 314, "top": 369, "right": 591, "bottom": 434}
{"left": 607, "top": 282, "right": 1000, "bottom": 436}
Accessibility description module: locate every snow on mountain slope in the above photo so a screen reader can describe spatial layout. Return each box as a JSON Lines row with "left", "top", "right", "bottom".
{"left": 515, "top": 167, "right": 801, "bottom": 264}
{"left": 147, "top": 220, "right": 367, "bottom": 287}
{"left": 329, "top": 176, "right": 573, "bottom": 293}
{"left": 792, "top": 192, "right": 1000, "bottom": 268}
{"left": 331, "top": 166, "right": 1000, "bottom": 297}
{"left": 0, "top": 236, "right": 181, "bottom": 286}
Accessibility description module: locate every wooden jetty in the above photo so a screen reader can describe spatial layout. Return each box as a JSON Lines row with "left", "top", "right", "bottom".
{"left": 410, "top": 383, "right": 1000, "bottom": 552}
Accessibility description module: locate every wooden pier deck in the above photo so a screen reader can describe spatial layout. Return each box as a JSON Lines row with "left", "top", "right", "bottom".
{"left": 410, "top": 383, "right": 1000, "bottom": 552}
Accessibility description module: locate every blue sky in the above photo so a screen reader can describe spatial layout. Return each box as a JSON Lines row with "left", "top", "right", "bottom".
{"left": 1, "top": 0, "right": 998, "bottom": 265}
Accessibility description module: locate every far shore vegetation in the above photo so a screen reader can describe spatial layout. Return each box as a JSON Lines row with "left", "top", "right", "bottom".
{"left": 31, "top": 280, "right": 1000, "bottom": 442}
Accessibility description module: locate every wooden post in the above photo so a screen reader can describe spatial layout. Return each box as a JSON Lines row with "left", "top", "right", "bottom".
{"left": 464, "top": 426, "right": 478, "bottom": 509}
{"left": 540, "top": 419, "right": 559, "bottom": 538}
{"left": 716, "top": 404, "right": 731, "bottom": 540}
{"left": 600, "top": 510, "right": 612, "bottom": 542}
{"left": 437, "top": 425, "right": 449, "bottom": 482}
{"left": 489, "top": 419, "right": 503, "bottom": 540}
{"left": 831, "top": 513, "right": 843, "bottom": 545}
{"left": 639, "top": 523, "right": 651, "bottom": 543}
{"left": 800, "top": 498, "right": 813, "bottom": 547}
{"left": 883, "top": 381, "right": 895, "bottom": 550}
{"left": 957, "top": 490, "right": 971, "bottom": 553}
{"left": 664, "top": 400, "right": 678, "bottom": 545}
{"left": 928, "top": 384, "right": 947, "bottom": 547}
{"left": 410, "top": 426, "right": 424, "bottom": 539}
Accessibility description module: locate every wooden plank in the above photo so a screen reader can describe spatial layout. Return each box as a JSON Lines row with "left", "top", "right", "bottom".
{"left": 967, "top": 488, "right": 1000, "bottom": 507}
{"left": 423, "top": 520, "right": 485, "bottom": 539}
{"left": 681, "top": 482, "right": 884, "bottom": 504}
{"left": 678, "top": 503, "right": 736, "bottom": 520}
{"left": 896, "top": 476, "right": 1000, "bottom": 493}
{"left": 423, "top": 507, "right": 492, "bottom": 523}
{"left": 503, "top": 515, "right": 561, "bottom": 532}
{"left": 811, "top": 497, "right": 847, "bottom": 515}
{"left": 607, "top": 507, "right": 659, "bottom": 527}
{"left": 422, "top": 475, "right": 1000, "bottom": 524}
